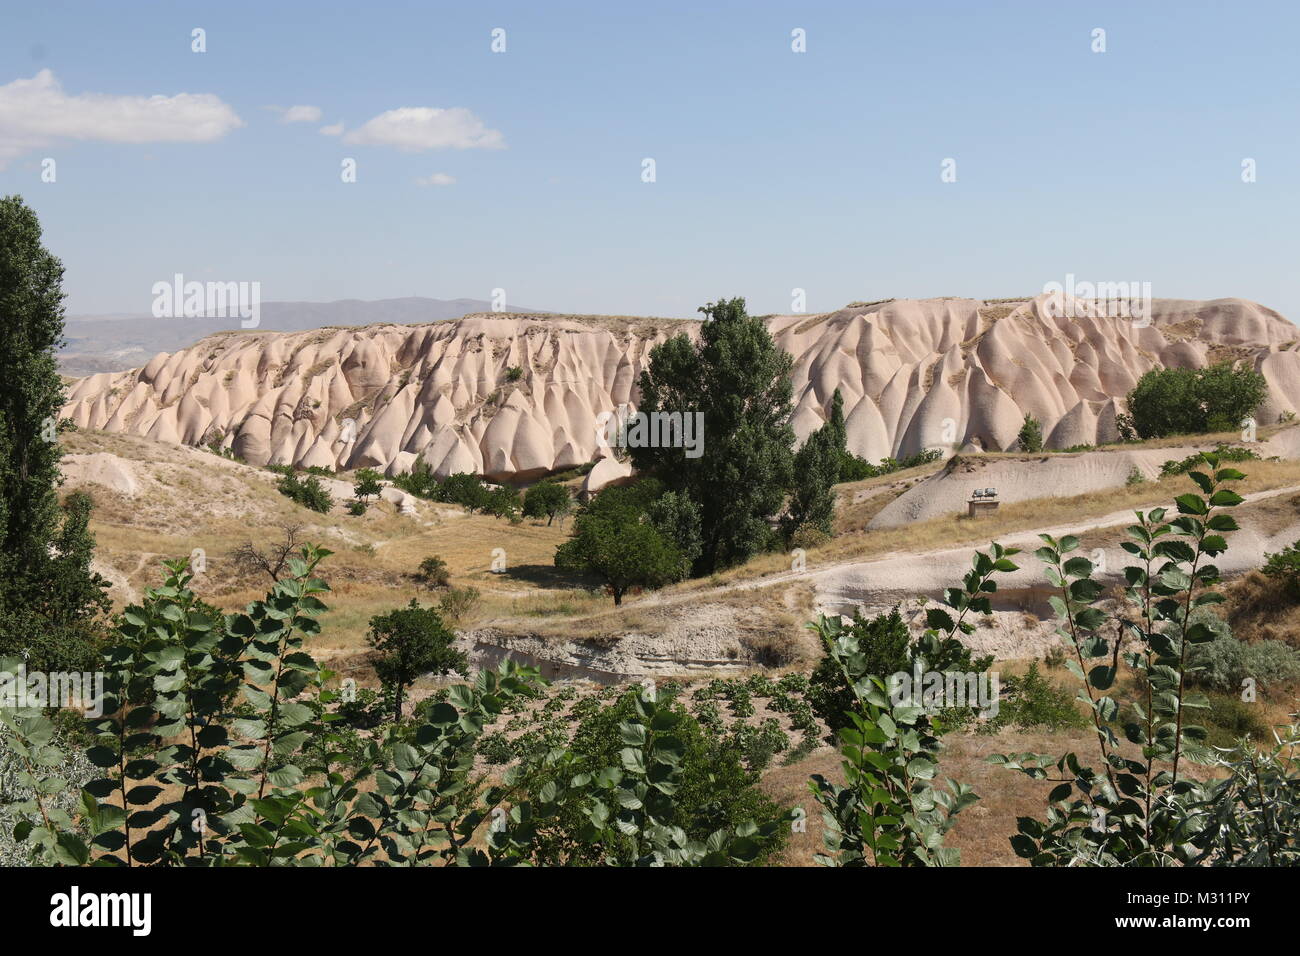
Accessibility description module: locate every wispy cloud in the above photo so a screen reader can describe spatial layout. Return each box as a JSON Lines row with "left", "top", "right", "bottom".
{"left": 0, "top": 69, "right": 243, "bottom": 165}
{"left": 342, "top": 107, "right": 503, "bottom": 151}
{"left": 319, "top": 121, "right": 344, "bottom": 136}
{"left": 415, "top": 172, "right": 456, "bottom": 186}
{"left": 278, "top": 104, "right": 322, "bottom": 123}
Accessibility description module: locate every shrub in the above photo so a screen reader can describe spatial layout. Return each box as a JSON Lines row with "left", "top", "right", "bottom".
{"left": 789, "top": 523, "right": 829, "bottom": 551}
{"left": 807, "top": 607, "right": 911, "bottom": 736}
{"left": 391, "top": 458, "right": 440, "bottom": 499}
{"left": 277, "top": 471, "right": 333, "bottom": 513}
{"left": 982, "top": 662, "right": 1087, "bottom": 733}
{"left": 0, "top": 718, "right": 95, "bottom": 866}
{"left": 1262, "top": 539, "right": 1300, "bottom": 598}
{"left": 1125, "top": 466, "right": 1146, "bottom": 486}
{"left": 438, "top": 586, "right": 480, "bottom": 624}
{"left": 505, "top": 365, "right": 523, "bottom": 382}
{"left": 517, "top": 687, "right": 789, "bottom": 866}
{"left": 1161, "top": 444, "right": 1260, "bottom": 478}
{"left": 440, "top": 472, "right": 491, "bottom": 512}
{"left": 415, "top": 555, "right": 451, "bottom": 589}
{"left": 1127, "top": 362, "right": 1268, "bottom": 439}
{"left": 347, "top": 499, "right": 366, "bottom": 516}
{"left": 1017, "top": 413, "right": 1043, "bottom": 452}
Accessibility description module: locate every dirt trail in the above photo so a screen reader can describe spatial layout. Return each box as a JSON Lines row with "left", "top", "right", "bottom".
{"left": 640, "top": 482, "right": 1300, "bottom": 615}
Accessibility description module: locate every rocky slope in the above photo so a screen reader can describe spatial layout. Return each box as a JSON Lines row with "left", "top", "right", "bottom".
{"left": 62, "top": 296, "right": 1300, "bottom": 482}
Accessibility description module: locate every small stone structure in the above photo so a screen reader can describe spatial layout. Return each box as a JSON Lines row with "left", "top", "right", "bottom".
{"left": 967, "top": 487, "right": 999, "bottom": 518}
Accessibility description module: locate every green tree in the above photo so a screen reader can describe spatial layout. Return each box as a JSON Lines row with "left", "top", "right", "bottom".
{"left": 522, "top": 481, "right": 572, "bottom": 525}
{"left": 484, "top": 484, "right": 521, "bottom": 520}
{"left": 353, "top": 467, "right": 382, "bottom": 505}
{"left": 519, "top": 687, "right": 788, "bottom": 866}
{"left": 555, "top": 485, "right": 684, "bottom": 604}
{"left": 644, "top": 489, "right": 703, "bottom": 574}
{"left": 0, "top": 196, "right": 109, "bottom": 671}
{"left": 1017, "top": 413, "right": 1044, "bottom": 452}
{"left": 807, "top": 607, "right": 912, "bottom": 736}
{"left": 631, "top": 297, "right": 795, "bottom": 574}
{"left": 367, "top": 599, "right": 468, "bottom": 720}
{"left": 783, "top": 424, "right": 841, "bottom": 540}
{"left": 1126, "top": 362, "right": 1268, "bottom": 439}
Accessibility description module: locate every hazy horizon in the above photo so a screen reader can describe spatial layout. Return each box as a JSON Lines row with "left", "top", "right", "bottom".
{"left": 4, "top": 0, "right": 1298, "bottom": 320}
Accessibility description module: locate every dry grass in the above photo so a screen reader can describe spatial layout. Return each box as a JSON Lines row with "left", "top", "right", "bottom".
{"left": 1221, "top": 571, "right": 1300, "bottom": 648}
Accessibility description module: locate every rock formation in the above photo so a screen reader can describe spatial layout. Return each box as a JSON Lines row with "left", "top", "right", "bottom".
{"left": 62, "top": 296, "right": 1300, "bottom": 482}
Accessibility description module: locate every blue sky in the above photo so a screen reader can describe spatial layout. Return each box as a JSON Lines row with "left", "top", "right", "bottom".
{"left": 2, "top": 0, "right": 1298, "bottom": 321}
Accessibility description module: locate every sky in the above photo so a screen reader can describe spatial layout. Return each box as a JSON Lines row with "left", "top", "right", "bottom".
{"left": 2, "top": 0, "right": 1298, "bottom": 321}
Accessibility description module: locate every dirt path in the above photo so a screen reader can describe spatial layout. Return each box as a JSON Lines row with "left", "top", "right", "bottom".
{"left": 639, "top": 482, "right": 1300, "bottom": 613}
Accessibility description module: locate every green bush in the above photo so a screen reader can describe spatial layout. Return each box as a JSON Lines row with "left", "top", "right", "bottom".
{"left": 276, "top": 471, "right": 333, "bottom": 512}
{"left": 415, "top": 555, "right": 451, "bottom": 589}
{"left": 981, "top": 662, "right": 1087, "bottom": 733}
{"left": 1176, "top": 608, "right": 1300, "bottom": 695}
{"left": 1160, "top": 444, "right": 1261, "bottom": 478}
{"left": 517, "top": 687, "right": 788, "bottom": 866}
{"left": 1262, "top": 538, "right": 1300, "bottom": 598}
{"left": 1017, "top": 413, "right": 1043, "bottom": 452}
{"left": 1127, "top": 362, "right": 1268, "bottom": 439}
{"left": 391, "top": 458, "right": 440, "bottom": 499}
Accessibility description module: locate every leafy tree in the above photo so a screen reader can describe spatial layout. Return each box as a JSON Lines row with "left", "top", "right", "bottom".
{"left": 353, "top": 468, "right": 382, "bottom": 505}
{"left": 807, "top": 545, "right": 1017, "bottom": 866}
{"left": 807, "top": 607, "right": 911, "bottom": 736}
{"left": 440, "top": 472, "right": 491, "bottom": 512}
{"left": 783, "top": 425, "right": 840, "bottom": 540}
{"left": 1126, "top": 362, "right": 1268, "bottom": 439}
{"left": 522, "top": 481, "right": 572, "bottom": 525}
{"left": 991, "top": 453, "right": 1264, "bottom": 865}
{"left": 521, "top": 688, "right": 789, "bottom": 866}
{"left": 555, "top": 485, "right": 684, "bottom": 604}
{"left": 484, "top": 484, "right": 521, "bottom": 520}
{"left": 631, "top": 297, "right": 795, "bottom": 573}
{"left": 391, "top": 456, "right": 440, "bottom": 499}
{"left": 645, "top": 489, "right": 703, "bottom": 575}
{"left": 0, "top": 195, "right": 109, "bottom": 671}
{"left": 368, "top": 600, "right": 468, "bottom": 720}
{"left": 1017, "top": 413, "right": 1044, "bottom": 452}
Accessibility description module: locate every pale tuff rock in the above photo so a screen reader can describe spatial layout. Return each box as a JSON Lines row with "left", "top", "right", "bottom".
{"left": 63, "top": 298, "right": 1300, "bottom": 482}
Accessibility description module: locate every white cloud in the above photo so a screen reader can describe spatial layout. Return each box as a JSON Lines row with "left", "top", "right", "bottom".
{"left": 319, "top": 121, "right": 344, "bottom": 136}
{"left": 342, "top": 107, "right": 503, "bottom": 151}
{"left": 0, "top": 69, "right": 243, "bottom": 165}
{"left": 415, "top": 172, "right": 456, "bottom": 186}
{"left": 280, "top": 104, "right": 322, "bottom": 123}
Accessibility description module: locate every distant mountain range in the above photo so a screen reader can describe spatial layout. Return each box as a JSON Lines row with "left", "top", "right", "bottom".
{"left": 59, "top": 296, "right": 546, "bottom": 375}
